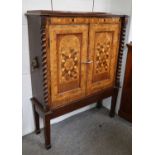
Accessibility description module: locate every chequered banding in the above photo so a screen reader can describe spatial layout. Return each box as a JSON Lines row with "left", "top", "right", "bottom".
{"left": 115, "top": 17, "right": 128, "bottom": 87}
{"left": 40, "top": 26, "right": 49, "bottom": 106}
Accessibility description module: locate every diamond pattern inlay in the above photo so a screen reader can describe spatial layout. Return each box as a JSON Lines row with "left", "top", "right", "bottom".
{"left": 95, "top": 32, "right": 112, "bottom": 74}
{"left": 61, "top": 48, "right": 78, "bottom": 81}
{"left": 59, "top": 35, "right": 80, "bottom": 83}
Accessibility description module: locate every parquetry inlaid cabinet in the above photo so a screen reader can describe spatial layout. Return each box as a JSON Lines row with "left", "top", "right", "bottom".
{"left": 26, "top": 10, "right": 128, "bottom": 149}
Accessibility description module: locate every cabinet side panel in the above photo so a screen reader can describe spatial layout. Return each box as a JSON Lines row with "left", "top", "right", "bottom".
{"left": 27, "top": 16, "right": 46, "bottom": 108}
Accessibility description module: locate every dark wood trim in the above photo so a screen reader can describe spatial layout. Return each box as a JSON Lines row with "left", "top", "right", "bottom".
{"left": 43, "top": 114, "right": 51, "bottom": 149}
{"left": 109, "top": 87, "right": 119, "bottom": 117}
{"left": 96, "top": 100, "right": 103, "bottom": 109}
{"left": 26, "top": 10, "right": 128, "bottom": 18}
{"left": 32, "top": 101, "right": 41, "bottom": 134}
{"left": 51, "top": 88, "right": 113, "bottom": 118}
{"left": 31, "top": 98, "right": 52, "bottom": 149}
{"left": 32, "top": 87, "right": 114, "bottom": 119}
{"left": 115, "top": 16, "right": 128, "bottom": 88}
{"left": 31, "top": 98, "right": 52, "bottom": 118}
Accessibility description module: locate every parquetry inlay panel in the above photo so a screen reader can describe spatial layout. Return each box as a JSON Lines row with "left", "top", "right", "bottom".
{"left": 87, "top": 24, "right": 120, "bottom": 95}
{"left": 49, "top": 25, "right": 88, "bottom": 108}
{"left": 95, "top": 32, "right": 112, "bottom": 74}
{"left": 59, "top": 35, "right": 80, "bottom": 83}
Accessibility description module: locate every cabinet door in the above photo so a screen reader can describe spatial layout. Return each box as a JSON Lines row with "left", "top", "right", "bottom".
{"left": 49, "top": 25, "right": 88, "bottom": 108}
{"left": 87, "top": 24, "right": 120, "bottom": 95}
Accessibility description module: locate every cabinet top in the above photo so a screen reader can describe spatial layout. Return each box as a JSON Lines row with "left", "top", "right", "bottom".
{"left": 26, "top": 10, "right": 127, "bottom": 18}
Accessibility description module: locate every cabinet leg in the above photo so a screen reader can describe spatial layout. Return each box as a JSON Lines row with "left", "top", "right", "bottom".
{"left": 96, "top": 100, "right": 102, "bottom": 109}
{"left": 32, "top": 103, "right": 40, "bottom": 134}
{"left": 109, "top": 87, "right": 119, "bottom": 117}
{"left": 43, "top": 114, "right": 51, "bottom": 149}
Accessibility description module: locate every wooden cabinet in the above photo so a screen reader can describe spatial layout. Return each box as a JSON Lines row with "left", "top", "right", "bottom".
{"left": 26, "top": 11, "right": 128, "bottom": 149}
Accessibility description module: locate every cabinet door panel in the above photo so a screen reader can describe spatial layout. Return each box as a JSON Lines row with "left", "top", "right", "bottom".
{"left": 87, "top": 24, "right": 120, "bottom": 95}
{"left": 49, "top": 25, "right": 88, "bottom": 108}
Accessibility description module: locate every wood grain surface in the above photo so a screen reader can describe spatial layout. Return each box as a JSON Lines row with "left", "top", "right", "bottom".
{"left": 49, "top": 24, "right": 88, "bottom": 108}
{"left": 87, "top": 23, "right": 121, "bottom": 95}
